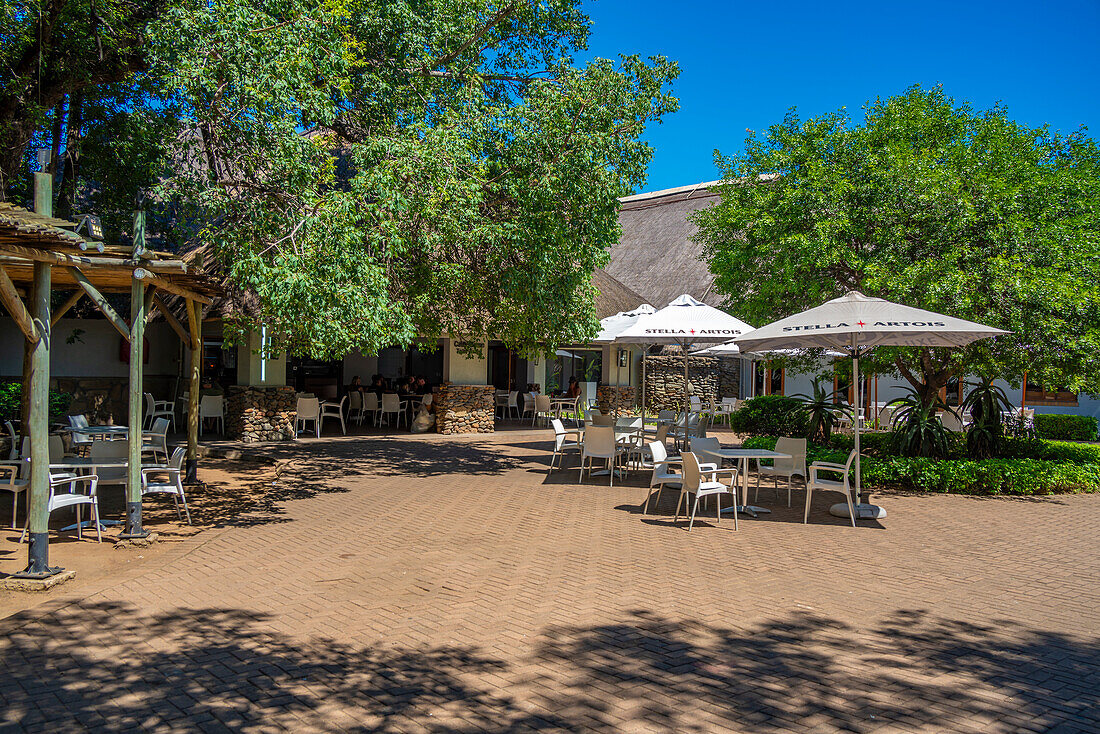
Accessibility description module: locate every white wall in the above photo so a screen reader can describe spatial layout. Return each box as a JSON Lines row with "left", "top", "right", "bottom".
{"left": 443, "top": 338, "right": 487, "bottom": 385}
{"left": 0, "top": 318, "right": 179, "bottom": 378}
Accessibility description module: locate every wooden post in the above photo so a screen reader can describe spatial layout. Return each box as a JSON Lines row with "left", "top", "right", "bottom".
{"left": 121, "top": 277, "right": 148, "bottom": 538}
{"left": 186, "top": 299, "right": 201, "bottom": 483}
{"left": 19, "top": 261, "right": 55, "bottom": 577}
{"left": 1021, "top": 371, "right": 1028, "bottom": 410}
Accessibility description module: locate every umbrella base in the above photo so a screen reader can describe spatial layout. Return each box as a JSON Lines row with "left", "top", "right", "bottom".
{"left": 829, "top": 502, "right": 887, "bottom": 520}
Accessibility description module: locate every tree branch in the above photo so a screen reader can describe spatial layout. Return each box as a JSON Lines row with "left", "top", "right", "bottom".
{"left": 418, "top": 3, "right": 516, "bottom": 74}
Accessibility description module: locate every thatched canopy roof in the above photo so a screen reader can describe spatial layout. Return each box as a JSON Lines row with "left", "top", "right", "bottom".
{"left": 607, "top": 182, "right": 722, "bottom": 308}
{"left": 592, "top": 268, "right": 650, "bottom": 320}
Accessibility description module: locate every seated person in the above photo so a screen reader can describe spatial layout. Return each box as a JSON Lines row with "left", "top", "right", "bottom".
{"left": 566, "top": 376, "right": 581, "bottom": 399}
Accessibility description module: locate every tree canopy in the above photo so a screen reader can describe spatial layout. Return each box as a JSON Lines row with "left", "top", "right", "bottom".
{"left": 2, "top": 0, "right": 678, "bottom": 359}
{"left": 693, "top": 85, "right": 1100, "bottom": 403}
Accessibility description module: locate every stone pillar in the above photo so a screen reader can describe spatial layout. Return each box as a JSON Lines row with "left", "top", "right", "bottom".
{"left": 226, "top": 385, "right": 296, "bottom": 441}
{"left": 435, "top": 384, "right": 495, "bottom": 434}
{"left": 597, "top": 385, "right": 635, "bottom": 416}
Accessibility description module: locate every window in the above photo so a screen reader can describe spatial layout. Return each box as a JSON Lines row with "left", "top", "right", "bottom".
{"left": 1025, "top": 383, "right": 1078, "bottom": 407}
{"left": 754, "top": 364, "right": 784, "bottom": 395}
{"left": 943, "top": 377, "right": 963, "bottom": 407}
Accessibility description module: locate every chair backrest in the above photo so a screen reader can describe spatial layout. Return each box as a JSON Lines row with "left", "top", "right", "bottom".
{"left": 583, "top": 425, "right": 617, "bottom": 456}
{"left": 48, "top": 435, "right": 65, "bottom": 462}
{"left": 681, "top": 452, "right": 702, "bottom": 492}
{"left": 721, "top": 397, "right": 737, "bottom": 407}
{"left": 535, "top": 394, "right": 551, "bottom": 413}
{"left": 649, "top": 440, "right": 668, "bottom": 466}
{"left": 169, "top": 446, "right": 187, "bottom": 470}
{"left": 4, "top": 420, "right": 16, "bottom": 460}
{"left": 615, "top": 416, "right": 642, "bottom": 432}
{"left": 349, "top": 391, "right": 363, "bottom": 411}
{"left": 150, "top": 417, "right": 169, "bottom": 436}
{"left": 591, "top": 413, "right": 614, "bottom": 427}
{"left": 144, "top": 392, "right": 155, "bottom": 414}
{"left": 551, "top": 418, "right": 566, "bottom": 435}
{"left": 877, "top": 405, "right": 895, "bottom": 425}
{"left": 200, "top": 395, "right": 224, "bottom": 418}
{"left": 658, "top": 410, "right": 675, "bottom": 422}
{"left": 381, "top": 393, "right": 402, "bottom": 412}
{"left": 773, "top": 437, "right": 807, "bottom": 473}
{"left": 68, "top": 415, "right": 90, "bottom": 442}
{"left": 689, "top": 396, "right": 702, "bottom": 409}
{"left": 90, "top": 440, "right": 127, "bottom": 460}
{"left": 364, "top": 393, "right": 379, "bottom": 411}
{"left": 297, "top": 397, "right": 320, "bottom": 419}
{"left": 508, "top": 391, "right": 519, "bottom": 408}
{"left": 689, "top": 436, "right": 722, "bottom": 466}
{"left": 654, "top": 424, "right": 669, "bottom": 444}
{"left": 421, "top": 394, "right": 433, "bottom": 407}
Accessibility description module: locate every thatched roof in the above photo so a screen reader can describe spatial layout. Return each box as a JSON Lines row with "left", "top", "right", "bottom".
{"left": 607, "top": 181, "right": 722, "bottom": 308}
{"left": 592, "top": 268, "right": 650, "bottom": 320}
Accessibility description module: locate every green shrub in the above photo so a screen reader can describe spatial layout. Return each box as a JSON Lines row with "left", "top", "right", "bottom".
{"left": 728, "top": 395, "right": 808, "bottom": 437}
{"left": 1034, "top": 413, "right": 1098, "bottom": 442}
{"left": 0, "top": 381, "right": 71, "bottom": 423}
{"left": 743, "top": 434, "right": 1100, "bottom": 495}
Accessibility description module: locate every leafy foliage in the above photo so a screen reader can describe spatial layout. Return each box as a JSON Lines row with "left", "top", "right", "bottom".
{"left": 792, "top": 379, "right": 849, "bottom": 443}
{"left": 961, "top": 376, "right": 1011, "bottom": 459}
{"left": 886, "top": 386, "right": 951, "bottom": 458}
{"left": 743, "top": 435, "right": 1100, "bottom": 496}
{"left": 694, "top": 85, "right": 1100, "bottom": 405}
{"left": 0, "top": 381, "right": 70, "bottom": 422}
{"left": 728, "top": 395, "right": 808, "bottom": 437}
{"left": 1034, "top": 414, "right": 1099, "bottom": 442}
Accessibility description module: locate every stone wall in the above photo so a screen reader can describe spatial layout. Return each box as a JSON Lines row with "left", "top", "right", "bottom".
{"left": 47, "top": 376, "right": 175, "bottom": 425}
{"left": 597, "top": 386, "right": 635, "bottom": 417}
{"left": 226, "top": 385, "right": 296, "bottom": 442}
{"left": 643, "top": 355, "right": 721, "bottom": 411}
{"left": 718, "top": 358, "right": 741, "bottom": 403}
{"left": 435, "top": 384, "right": 494, "bottom": 434}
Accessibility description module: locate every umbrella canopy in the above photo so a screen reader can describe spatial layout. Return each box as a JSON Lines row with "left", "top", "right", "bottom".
{"left": 594, "top": 303, "right": 656, "bottom": 344}
{"left": 733, "top": 291, "right": 1007, "bottom": 521}
{"left": 734, "top": 291, "right": 1007, "bottom": 353}
{"left": 691, "top": 343, "right": 846, "bottom": 358}
{"left": 617, "top": 294, "right": 754, "bottom": 347}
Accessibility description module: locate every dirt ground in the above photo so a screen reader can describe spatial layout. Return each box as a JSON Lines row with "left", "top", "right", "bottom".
{"left": 0, "top": 455, "right": 277, "bottom": 619}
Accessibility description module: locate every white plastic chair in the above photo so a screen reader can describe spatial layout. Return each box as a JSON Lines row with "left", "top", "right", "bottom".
{"left": 379, "top": 393, "right": 408, "bottom": 428}
{"left": 141, "top": 446, "right": 191, "bottom": 524}
{"left": 506, "top": 391, "right": 520, "bottom": 420}
{"left": 756, "top": 437, "right": 806, "bottom": 507}
{"left": 4, "top": 420, "right": 17, "bottom": 459}
{"left": 143, "top": 417, "right": 171, "bottom": 463}
{"left": 21, "top": 473, "right": 101, "bottom": 543}
{"left": 88, "top": 440, "right": 127, "bottom": 485}
{"left": 363, "top": 393, "right": 380, "bottom": 426}
{"left": 520, "top": 393, "right": 535, "bottom": 423}
{"left": 199, "top": 395, "right": 224, "bottom": 435}
{"left": 144, "top": 392, "right": 176, "bottom": 431}
{"left": 805, "top": 449, "right": 858, "bottom": 527}
{"left": 675, "top": 452, "right": 736, "bottom": 531}
{"left": 295, "top": 397, "right": 321, "bottom": 438}
{"left": 0, "top": 460, "right": 27, "bottom": 527}
{"left": 321, "top": 396, "right": 348, "bottom": 435}
{"left": 940, "top": 409, "right": 964, "bottom": 433}
{"left": 642, "top": 440, "right": 683, "bottom": 514}
{"left": 578, "top": 425, "right": 626, "bottom": 487}
{"left": 67, "top": 415, "right": 94, "bottom": 453}
{"left": 548, "top": 419, "right": 582, "bottom": 473}
{"left": 348, "top": 391, "right": 365, "bottom": 425}
{"left": 532, "top": 394, "right": 554, "bottom": 427}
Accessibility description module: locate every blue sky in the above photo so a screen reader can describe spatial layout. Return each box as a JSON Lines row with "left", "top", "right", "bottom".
{"left": 580, "top": 0, "right": 1100, "bottom": 192}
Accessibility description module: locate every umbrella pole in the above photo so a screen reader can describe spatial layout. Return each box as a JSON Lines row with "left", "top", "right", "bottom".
{"left": 853, "top": 347, "right": 862, "bottom": 504}
{"left": 642, "top": 351, "right": 647, "bottom": 418}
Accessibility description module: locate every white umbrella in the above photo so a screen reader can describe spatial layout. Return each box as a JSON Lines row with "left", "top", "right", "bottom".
{"left": 617, "top": 294, "right": 755, "bottom": 414}
{"left": 594, "top": 304, "right": 655, "bottom": 411}
{"left": 735, "top": 291, "right": 1008, "bottom": 519}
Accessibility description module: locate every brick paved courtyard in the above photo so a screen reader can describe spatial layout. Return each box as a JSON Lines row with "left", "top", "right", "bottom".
{"left": 1, "top": 428, "right": 1098, "bottom": 732}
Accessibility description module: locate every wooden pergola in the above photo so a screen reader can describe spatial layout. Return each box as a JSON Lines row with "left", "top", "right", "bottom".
{"left": 0, "top": 187, "right": 218, "bottom": 578}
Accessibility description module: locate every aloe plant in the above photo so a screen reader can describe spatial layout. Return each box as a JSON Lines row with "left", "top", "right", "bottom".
{"left": 887, "top": 386, "right": 951, "bottom": 458}
{"left": 961, "top": 376, "right": 1012, "bottom": 459}
{"left": 793, "top": 379, "right": 851, "bottom": 444}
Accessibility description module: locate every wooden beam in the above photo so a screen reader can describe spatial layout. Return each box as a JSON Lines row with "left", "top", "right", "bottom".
{"left": 67, "top": 267, "right": 131, "bottom": 341}
{"left": 144, "top": 274, "right": 213, "bottom": 305}
{"left": 124, "top": 277, "right": 148, "bottom": 537}
{"left": 0, "top": 246, "right": 187, "bottom": 272}
{"left": 0, "top": 264, "right": 37, "bottom": 341}
{"left": 51, "top": 290, "right": 84, "bottom": 325}
{"left": 185, "top": 298, "right": 201, "bottom": 482}
{"left": 152, "top": 294, "right": 189, "bottom": 344}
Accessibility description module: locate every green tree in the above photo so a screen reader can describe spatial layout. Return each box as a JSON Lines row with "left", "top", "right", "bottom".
{"left": 693, "top": 85, "right": 1100, "bottom": 406}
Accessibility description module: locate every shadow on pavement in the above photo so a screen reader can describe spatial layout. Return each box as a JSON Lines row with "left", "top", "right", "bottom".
{"left": 1, "top": 603, "right": 1095, "bottom": 732}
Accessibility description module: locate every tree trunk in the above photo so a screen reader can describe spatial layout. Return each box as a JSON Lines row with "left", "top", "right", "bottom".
{"left": 894, "top": 349, "right": 952, "bottom": 408}
{"left": 55, "top": 91, "right": 83, "bottom": 221}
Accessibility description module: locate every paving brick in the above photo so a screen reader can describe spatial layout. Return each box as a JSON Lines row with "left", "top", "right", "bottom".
{"left": 0, "top": 427, "right": 1098, "bottom": 732}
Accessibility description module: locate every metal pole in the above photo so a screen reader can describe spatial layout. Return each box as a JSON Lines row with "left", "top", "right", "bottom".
{"left": 641, "top": 351, "right": 646, "bottom": 417}
{"left": 1021, "top": 370, "right": 1028, "bottom": 410}
{"left": 121, "top": 277, "right": 148, "bottom": 538}
{"left": 18, "top": 261, "right": 56, "bottom": 577}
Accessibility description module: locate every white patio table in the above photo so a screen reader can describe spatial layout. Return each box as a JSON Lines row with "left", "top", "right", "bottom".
{"left": 704, "top": 447, "right": 792, "bottom": 518}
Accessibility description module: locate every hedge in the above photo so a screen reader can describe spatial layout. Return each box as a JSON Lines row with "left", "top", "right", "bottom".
{"left": 741, "top": 435, "right": 1100, "bottom": 495}
{"left": 1034, "top": 413, "right": 1098, "bottom": 442}
{"left": 728, "top": 395, "right": 808, "bottom": 438}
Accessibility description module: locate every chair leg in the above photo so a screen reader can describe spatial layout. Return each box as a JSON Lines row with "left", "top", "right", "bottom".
{"left": 76, "top": 505, "right": 82, "bottom": 540}
{"left": 804, "top": 484, "right": 813, "bottom": 523}
{"left": 179, "top": 486, "right": 192, "bottom": 525}
{"left": 845, "top": 486, "right": 857, "bottom": 528}
{"left": 688, "top": 495, "right": 701, "bottom": 530}
{"left": 716, "top": 492, "right": 722, "bottom": 526}
{"left": 92, "top": 500, "right": 101, "bottom": 543}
